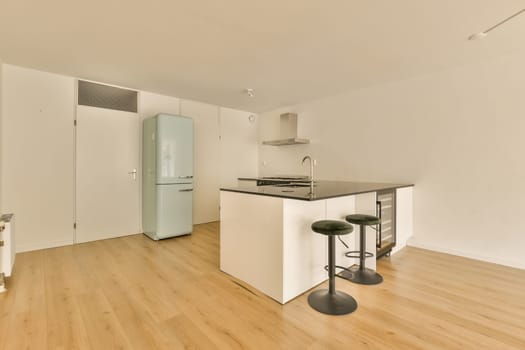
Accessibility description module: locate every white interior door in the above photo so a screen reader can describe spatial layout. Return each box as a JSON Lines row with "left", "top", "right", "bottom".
{"left": 76, "top": 105, "right": 140, "bottom": 243}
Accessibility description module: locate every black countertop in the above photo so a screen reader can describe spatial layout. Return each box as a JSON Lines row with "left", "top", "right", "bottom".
{"left": 221, "top": 181, "right": 414, "bottom": 201}
{"left": 238, "top": 176, "right": 309, "bottom": 183}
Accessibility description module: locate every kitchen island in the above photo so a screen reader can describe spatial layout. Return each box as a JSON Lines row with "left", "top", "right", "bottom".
{"left": 220, "top": 181, "right": 414, "bottom": 304}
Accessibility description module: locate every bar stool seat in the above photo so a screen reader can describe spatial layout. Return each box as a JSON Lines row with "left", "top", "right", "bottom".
{"left": 311, "top": 220, "right": 355, "bottom": 235}
{"left": 345, "top": 214, "right": 380, "bottom": 226}
{"left": 308, "top": 220, "right": 358, "bottom": 315}
{"left": 340, "top": 214, "right": 383, "bottom": 285}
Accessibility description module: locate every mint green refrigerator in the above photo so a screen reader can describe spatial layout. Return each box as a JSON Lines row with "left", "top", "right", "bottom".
{"left": 142, "top": 114, "right": 193, "bottom": 240}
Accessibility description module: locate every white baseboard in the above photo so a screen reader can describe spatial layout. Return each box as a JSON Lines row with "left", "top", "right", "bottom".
{"left": 16, "top": 239, "right": 74, "bottom": 253}
{"left": 407, "top": 237, "right": 525, "bottom": 270}
{"left": 391, "top": 238, "right": 410, "bottom": 256}
{"left": 0, "top": 273, "right": 6, "bottom": 293}
{"left": 194, "top": 219, "right": 219, "bottom": 225}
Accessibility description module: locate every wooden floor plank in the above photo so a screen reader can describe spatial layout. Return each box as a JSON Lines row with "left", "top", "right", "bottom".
{"left": 2, "top": 251, "right": 48, "bottom": 350}
{"left": 1, "top": 222, "right": 525, "bottom": 349}
{"left": 43, "top": 247, "right": 91, "bottom": 350}
{"left": 76, "top": 289, "right": 133, "bottom": 350}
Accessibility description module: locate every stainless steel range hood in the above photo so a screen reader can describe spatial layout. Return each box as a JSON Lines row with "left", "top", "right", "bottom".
{"left": 262, "top": 113, "right": 310, "bottom": 146}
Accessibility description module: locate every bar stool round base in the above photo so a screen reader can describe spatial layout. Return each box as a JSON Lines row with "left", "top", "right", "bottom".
{"left": 308, "top": 290, "right": 358, "bottom": 315}
{"left": 339, "top": 268, "right": 383, "bottom": 285}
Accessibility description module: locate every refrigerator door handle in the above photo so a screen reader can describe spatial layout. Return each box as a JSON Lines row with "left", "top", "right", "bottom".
{"left": 178, "top": 175, "right": 193, "bottom": 179}
{"left": 179, "top": 188, "right": 193, "bottom": 192}
{"left": 128, "top": 168, "right": 137, "bottom": 180}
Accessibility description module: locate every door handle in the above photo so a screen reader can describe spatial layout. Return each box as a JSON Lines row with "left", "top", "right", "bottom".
{"left": 128, "top": 168, "right": 137, "bottom": 180}
{"left": 179, "top": 188, "right": 193, "bottom": 192}
{"left": 178, "top": 176, "right": 193, "bottom": 179}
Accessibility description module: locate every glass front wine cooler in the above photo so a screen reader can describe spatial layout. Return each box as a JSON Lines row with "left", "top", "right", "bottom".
{"left": 376, "top": 189, "right": 396, "bottom": 258}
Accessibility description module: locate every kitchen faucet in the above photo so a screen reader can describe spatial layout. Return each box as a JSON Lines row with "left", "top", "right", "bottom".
{"left": 302, "top": 155, "right": 315, "bottom": 194}
{"left": 302, "top": 155, "right": 314, "bottom": 181}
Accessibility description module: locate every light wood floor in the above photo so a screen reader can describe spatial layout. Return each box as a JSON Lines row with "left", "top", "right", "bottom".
{"left": 1, "top": 222, "right": 525, "bottom": 349}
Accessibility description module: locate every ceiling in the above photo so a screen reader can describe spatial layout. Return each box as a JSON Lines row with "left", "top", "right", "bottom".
{"left": 0, "top": 1, "right": 524, "bottom": 113}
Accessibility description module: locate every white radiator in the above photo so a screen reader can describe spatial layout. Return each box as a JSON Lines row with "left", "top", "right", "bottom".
{"left": 0, "top": 214, "right": 16, "bottom": 293}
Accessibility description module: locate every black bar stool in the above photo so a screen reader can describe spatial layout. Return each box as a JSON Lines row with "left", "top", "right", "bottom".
{"left": 308, "top": 220, "right": 358, "bottom": 315}
{"left": 340, "top": 214, "right": 383, "bottom": 285}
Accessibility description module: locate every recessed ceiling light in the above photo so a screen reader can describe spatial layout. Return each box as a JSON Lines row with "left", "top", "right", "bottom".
{"left": 468, "top": 8, "right": 525, "bottom": 40}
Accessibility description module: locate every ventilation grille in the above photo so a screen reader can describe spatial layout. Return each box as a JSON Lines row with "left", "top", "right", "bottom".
{"left": 78, "top": 80, "right": 138, "bottom": 113}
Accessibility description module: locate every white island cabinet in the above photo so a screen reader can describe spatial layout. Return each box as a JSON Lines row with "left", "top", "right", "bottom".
{"left": 220, "top": 182, "right": 413, "bottom": 304}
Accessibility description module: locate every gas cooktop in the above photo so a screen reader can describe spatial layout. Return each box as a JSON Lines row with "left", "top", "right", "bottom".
{"left": 261, "top": 175, "right": 309, "bottom": 180}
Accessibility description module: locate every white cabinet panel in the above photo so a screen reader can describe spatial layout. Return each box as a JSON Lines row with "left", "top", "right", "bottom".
{"left": 219, "top": 108, "right": 258, "bottom": 188}
{"left": 282, "top": 199, "right": 326, "bottom": 303}
{"left": 180, "top": 100, "right": 220, "bottom": 224}
{"left": 326, "top": 195, "right": 357, "bottom": 269}
{"left": 394, "top": 186, "right": 413, "bottom": 255}
{"left": 220, "top": 192, "right": 284, "bottom": 301}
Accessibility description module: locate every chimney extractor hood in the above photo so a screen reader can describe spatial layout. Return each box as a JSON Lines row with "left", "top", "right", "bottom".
{"left": 262, "top": 113, "right": 310, "bottom": 146}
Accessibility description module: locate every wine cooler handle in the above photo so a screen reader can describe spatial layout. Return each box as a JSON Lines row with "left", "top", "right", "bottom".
{"left": 376, "top": 200, "right": 382, "bottom": 248}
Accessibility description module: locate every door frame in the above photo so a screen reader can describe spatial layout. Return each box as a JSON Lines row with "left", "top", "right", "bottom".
{"left": 73, "top": 79, "right": 142, "bottom": 243}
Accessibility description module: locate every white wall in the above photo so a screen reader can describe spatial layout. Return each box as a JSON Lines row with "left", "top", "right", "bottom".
{"left": 258, "top": 52, "right": 525, "bottom": 269}
{"left": 0, "top": 59, "right": 3, "bottom": 213}
{"left": 1, "top": 65, "right": 75, "bottom": 251}
{"left": 219, "top": 108, "right": 258, "bottom": 188}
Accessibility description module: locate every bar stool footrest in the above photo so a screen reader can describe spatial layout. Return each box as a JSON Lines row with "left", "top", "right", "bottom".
{"left": 344, "top": 250, "right": 374, "bottom": 259}
{"left": 324, "top": 264, "right": 357, "bottom": 279}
